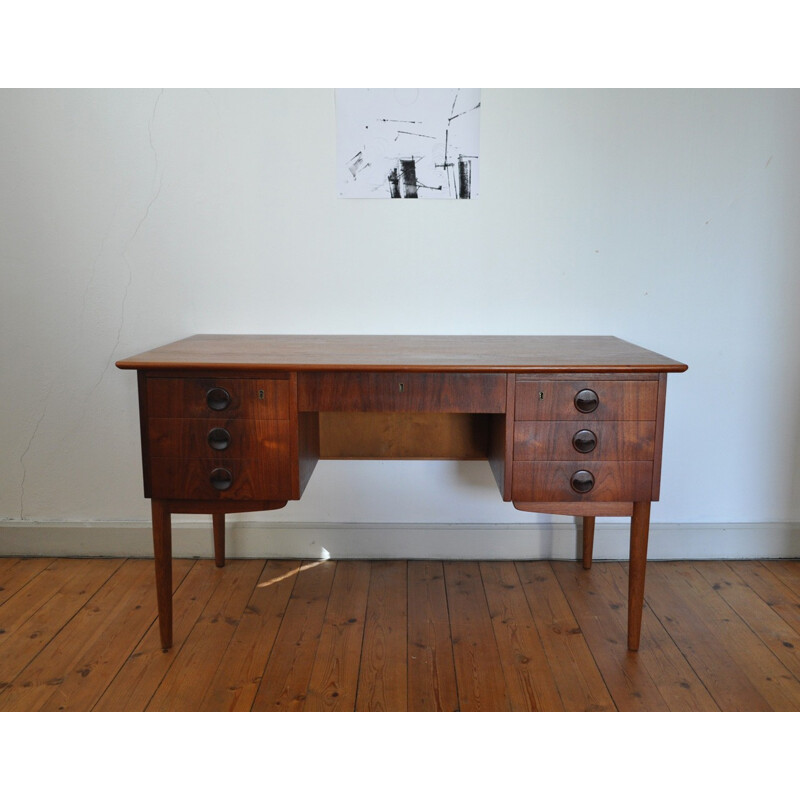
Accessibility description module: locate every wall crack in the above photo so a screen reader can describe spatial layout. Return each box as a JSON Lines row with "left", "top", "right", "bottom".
{"left": 19, "top": 395, "right": 51, "bottom": 519}
{"left": 101, "top": 89, "right": 165, "bottom": 381}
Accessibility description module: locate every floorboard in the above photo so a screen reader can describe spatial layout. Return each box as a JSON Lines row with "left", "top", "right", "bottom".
{"left": 0, "top": 556, "right": 798, "bottom": 712}
{"left": 356, "top": 560, "right": 408, "bottom": 712}
{"left": 250, "top": 559, "right": 336, "bottom": 711}
{"left": 407, "top": 561, "right": 458, "bottom": 711}
{"left": 516, "top": 560, "right": 615, "bottom": 711}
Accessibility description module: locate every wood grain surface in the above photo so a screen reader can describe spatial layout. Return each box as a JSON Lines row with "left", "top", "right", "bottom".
{"left": 117, "top": 334, "right": 689, "bottom": 373}
{"left": 2, "top": 557, "right": 798, "bottom": 711}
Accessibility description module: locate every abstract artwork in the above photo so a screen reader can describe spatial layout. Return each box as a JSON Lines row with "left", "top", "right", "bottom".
{"left": 336, "top": 89, "right": 481, "bottom": 199}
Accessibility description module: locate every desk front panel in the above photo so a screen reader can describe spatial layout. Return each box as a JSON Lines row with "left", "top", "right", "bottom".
{"left": 137, "top": 368, "right": 668, "bottom": 507}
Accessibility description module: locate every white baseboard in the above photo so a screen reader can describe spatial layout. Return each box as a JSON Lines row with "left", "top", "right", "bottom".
{"left": 1, "top": 520, "right": 798, "bottom": 560}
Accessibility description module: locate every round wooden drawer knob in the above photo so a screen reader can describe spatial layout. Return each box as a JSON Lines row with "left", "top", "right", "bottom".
{"left": 206, "top": 387, "right": 231, "bottom": 411}
{"left": 572, "top": 429, "right": 597, "bottom": 453}
{"left": 210, "top": 467, "right": 233, "bottom": 491}
{"left": 207, "top": 427, "right": 232, "bottom": 451}
{"left": 570, "top": 470, "right": 595, "bottom": 493}
{"left": 574, "top": 389, "right": 599, "bottom": 413}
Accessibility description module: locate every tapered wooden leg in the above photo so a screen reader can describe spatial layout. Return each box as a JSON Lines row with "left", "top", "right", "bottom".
{"left": 212, "top": 513, "right": 225, "bottom": 568}
{"left": 151, "top": 500, "right": 173, "bottom": 650}
{"left": 582, "top": 516, "right": 595, "bottom": 569}
{"left": 627, "top": 500, "right": 651, "bottom": 651}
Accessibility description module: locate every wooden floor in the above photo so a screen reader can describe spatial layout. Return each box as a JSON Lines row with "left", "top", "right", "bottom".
{"left": 1, "top": 556, "right": 799, "bottom": 711}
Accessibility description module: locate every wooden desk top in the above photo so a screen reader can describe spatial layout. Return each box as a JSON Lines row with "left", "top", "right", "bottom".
{"left": 116, "top": 335, "right": 688, "bottom": 374}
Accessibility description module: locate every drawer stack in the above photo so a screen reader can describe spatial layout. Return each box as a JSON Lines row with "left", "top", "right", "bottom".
{"left": 144, "top": 376, "right": 294, "bottom": 500}
{"left": 511, "top": 377, "right": 659, "bottom": 503}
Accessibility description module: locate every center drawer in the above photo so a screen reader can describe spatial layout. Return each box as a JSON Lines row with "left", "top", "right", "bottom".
{"left": 298, "top": 372, "right": 506, "bottom": 413}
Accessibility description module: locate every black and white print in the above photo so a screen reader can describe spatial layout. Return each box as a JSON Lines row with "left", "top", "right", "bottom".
{"left": 336, "top": 89, "right": 481, "bottom": 199}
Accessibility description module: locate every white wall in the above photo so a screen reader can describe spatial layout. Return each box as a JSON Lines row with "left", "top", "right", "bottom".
{"left": 2, "top": 89, "right": 799, "bottom": 556}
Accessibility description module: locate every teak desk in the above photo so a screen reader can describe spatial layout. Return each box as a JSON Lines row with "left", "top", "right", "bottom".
{"left": 117, "top": 335, "right": 687, "bottom": 652}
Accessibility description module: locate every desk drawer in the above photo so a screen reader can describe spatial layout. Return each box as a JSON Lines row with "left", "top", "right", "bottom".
{"left": 512, "top": 461, "right": 653, "bottom": 502}
{"left": 298, "top": 372, "right": 506, "bottom": 413}
{"left": 148, "top": 458, "right": 293, "bottom": 500}
{"left": 147, "top": 377, "right": 289, "bottom": 419}
{"left": 148, "top": 418, "right": 291, "bottom": 460}
{"left": 515, "top": 379, "right": 657, "bottom": 421}
{"left": 514, "top": 421, "right": 655, "bottom": 461}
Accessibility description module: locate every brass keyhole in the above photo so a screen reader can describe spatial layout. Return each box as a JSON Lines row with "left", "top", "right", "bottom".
{"left": 398, "top": 383, "right": 404, "bottom": 392}
{"left": 539, "top": 391, "right": 544, "bottom": 400}
{"left": 258, "top": 389, "right": 265, "bottom": 400}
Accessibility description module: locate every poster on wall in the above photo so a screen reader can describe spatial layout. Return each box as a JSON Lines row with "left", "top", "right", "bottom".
{"left": 335, "top": 88, "right": 481, "bottom": 199}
